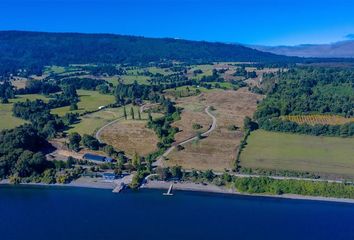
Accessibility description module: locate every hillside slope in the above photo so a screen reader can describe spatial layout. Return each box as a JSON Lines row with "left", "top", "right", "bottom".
{"left": 0, "top": 31, "right": 296, "bottom": 74}
{"left": 252, "top": 40, "right": 354, "bottom": 58}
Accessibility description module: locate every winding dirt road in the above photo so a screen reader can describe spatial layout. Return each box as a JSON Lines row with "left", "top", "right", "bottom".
{"left": 153, "top": 106, "right": 217, "bottom": 167}
{"left": 95, "top": 116, "right": 124, "bottom": 143}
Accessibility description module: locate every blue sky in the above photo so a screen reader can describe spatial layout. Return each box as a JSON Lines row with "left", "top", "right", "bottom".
{"left": 1, "top": 0, "right": 354, "bottom": 46}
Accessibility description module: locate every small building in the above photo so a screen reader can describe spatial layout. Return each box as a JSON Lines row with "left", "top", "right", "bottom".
{"left": 83, "top": 153, "right": 114, "bottom": 163}
{"left": 102, "top": 173, "right": 116, "bottom": 181}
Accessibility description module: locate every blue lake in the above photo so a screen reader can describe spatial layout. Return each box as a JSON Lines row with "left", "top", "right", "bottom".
{"left": 1, "top": 185, "right": 354, "bottom": 240}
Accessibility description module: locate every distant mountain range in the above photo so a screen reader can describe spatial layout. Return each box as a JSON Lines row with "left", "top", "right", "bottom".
{"left": 251, "top": 40, "right": 354, "bottom": 58}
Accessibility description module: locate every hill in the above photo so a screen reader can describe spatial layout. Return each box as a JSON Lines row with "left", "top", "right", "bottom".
{"left": 0, "top": 30, "right": 297, "bottom": 74}
{"left": 252, "top": 40, "right": 354, "bottom": 58}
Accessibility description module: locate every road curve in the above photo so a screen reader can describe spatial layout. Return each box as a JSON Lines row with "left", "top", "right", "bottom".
{"left": 153, "top": 106, "right": 217, "bottom": 167}
{"left": 95, "top": 116, "right": 124, "bottom": 143}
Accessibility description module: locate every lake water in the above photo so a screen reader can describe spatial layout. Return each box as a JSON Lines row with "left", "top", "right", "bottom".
{"left": 1, "top": 185, "right": 354, "bottom": 240}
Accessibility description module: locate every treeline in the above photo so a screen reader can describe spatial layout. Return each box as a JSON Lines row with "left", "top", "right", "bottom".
{"left": 81, "top": 65, "right": 125, "bottom": 76}
{"left": 147, "top": 98, "right": 180, "bottom": 150}
{"left": 259, "top": 118, "right": 354, "bottom": 137}
{"left": 59, "top": 77, "right": 109, "bottom": 91}
{"left": 234, "top": 177, "right": 354, "bottom": 199}
{"left": 12, "top": 86, "right": 79, "bottom": 138}
{"left": 0, "top": 80, "right": 15, "bottom": 103}
{"left": 255, "top": 67, "right": 354, "bottom": 136}
{"left": 0, "top": 30, "right": 298, "bottom": 74}
{"left": 16, "top": 79, "right": 60, "bottom": 95}
{"left": 0, "top": 125, "right": 51, "bottom": 180}
{"left": 152, "top": 167, "right": 354, "bottom": 199}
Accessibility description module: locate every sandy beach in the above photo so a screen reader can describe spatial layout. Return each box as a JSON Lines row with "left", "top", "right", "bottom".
{"left": 141, "top": 180, "right": 354, "bottom": 204}
{"left": 2, "top": 178, "right": 354, "bottom": 204}
{"left": 0, "top": 177, "right": 116, "bottom": 190}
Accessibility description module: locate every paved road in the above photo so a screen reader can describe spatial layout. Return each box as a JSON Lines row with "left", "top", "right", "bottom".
{"left": 153, "top": 106, "right": 217, "bottom": 167}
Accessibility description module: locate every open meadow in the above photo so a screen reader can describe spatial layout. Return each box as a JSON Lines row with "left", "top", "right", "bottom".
{"left": 67, "top": 107, "right": 126, "bottom": 135}
{"left": 166, "top": 88, "right": 263, "bottom": 171}
{"left": 0, "top": 94, "right": 50, "bottom": 130}
{"left": 51, "top": 90, "right": 115, "bottom": 116}
{"left": 240, "top": 130, "right": 354, "bottom": 179}
{"left": 99, "top": 119, "right": 159, "bottom": 157}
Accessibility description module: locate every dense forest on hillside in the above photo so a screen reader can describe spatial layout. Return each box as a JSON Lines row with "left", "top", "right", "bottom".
{"left": 0, "top": 31, "right": 298, "bottom": 75}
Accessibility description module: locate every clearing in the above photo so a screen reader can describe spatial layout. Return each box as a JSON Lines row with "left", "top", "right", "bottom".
{"left": 51, "top": 90, "right": 115, "bottom": 116}
{"left": 240, "top": 130, "right": 354, "bottom": 179}
{"left": 166, "top": 88, "right": 263, "bottom": 171}
{"left": 99, "top": 120, "right": 159, "bottom": 157}
{"left": 0, "top": 94, "right": 50, "bottom": 130}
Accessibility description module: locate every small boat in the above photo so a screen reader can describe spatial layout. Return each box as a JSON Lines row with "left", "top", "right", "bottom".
{"left": 163, "top": 184, "right": 174, "bottom": 196}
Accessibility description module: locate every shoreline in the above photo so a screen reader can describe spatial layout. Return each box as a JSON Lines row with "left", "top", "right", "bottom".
{"left": 141, "top": 180, "right": 354, "bottom": 204}
{"left": 0, "top": 178, "right": 116, "bottom": 190}
{"left": 2, "top": 178, "right": 354, "bottom": 204}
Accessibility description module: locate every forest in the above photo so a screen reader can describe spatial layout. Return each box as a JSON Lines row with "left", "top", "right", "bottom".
{"left": 255, "top": 67, "right": 354, "bottom": 136}
{"left": 0, "top": 31, "right": 299, "bottom": 75}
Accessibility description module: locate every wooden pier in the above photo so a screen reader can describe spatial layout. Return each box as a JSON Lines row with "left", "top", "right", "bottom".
{"left": 163, "top": 184, "right": 174, "bottom": 196}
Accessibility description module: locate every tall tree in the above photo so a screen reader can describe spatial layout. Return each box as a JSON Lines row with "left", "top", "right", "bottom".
{"left": 130, "top": 107, "right": 135, "bottom": 120}
{"left": 123, "top": 106, "right": 127, "bottom": 120}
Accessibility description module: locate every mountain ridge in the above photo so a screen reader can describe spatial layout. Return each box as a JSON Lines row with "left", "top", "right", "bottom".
{"left": 250, "top": 40, "right": 354, "bottom": 58}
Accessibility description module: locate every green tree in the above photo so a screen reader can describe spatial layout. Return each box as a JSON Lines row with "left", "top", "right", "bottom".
{"left": 171, "top": 165, "right": 183, "bottom": 179}
{"left": 131, "top": 152, "right": 141, "bottom": 169}
{"left": 70, "top": 103, "right": 78, "bottom": 111}
{"left": 130, "top": 107, "right": 135, "bottom": 120}
{"left": 148, "top": 111, "right": 153, "bottom": 122}
{"left": 82, "top": 134, "right": 100, "bottom": 150}
{"left": 123, "top": 106, "right": 127, "bottom": 120}
{"left": 68, "top": 132, "right": 81, "bottom": 152}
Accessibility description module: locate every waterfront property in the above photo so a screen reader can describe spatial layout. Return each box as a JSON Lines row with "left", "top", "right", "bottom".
{"left": 102, "top": 173, "right": 116, "bottom": 180}
{"left": 83, "top": 153, "right": 114, "bottom": 163}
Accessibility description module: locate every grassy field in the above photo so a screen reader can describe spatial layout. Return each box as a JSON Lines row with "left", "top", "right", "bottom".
{"left": 68, "top": 104, "right": 162, "bottom": 135}
{"left": 100, "top": 119, "right": 159, "bottom": 157}
{"left": 97, "top": 105, "right": 162, "bottom": 156}
{"left": 167, "top": 88, "right": 263, "bottom": 171}
{"left": 120, "top": 75, "right": 151, "bottom": 85}
{"left": 164, "top": 86, "right": 217, "bottom": 98}
{"left": 240, "top": 130, "right": 354, "bottom": 179}
{"left": 51, "top": 90, "right": 115, "bottom": 116}
{"left": 67, "top": 107, "right": 125, "bottom": 135}
{"left": 282, "top": 114, "right": 354, "bottom": 125}
{"left": 0, "top": 94, "right": 51, "bottom": 130}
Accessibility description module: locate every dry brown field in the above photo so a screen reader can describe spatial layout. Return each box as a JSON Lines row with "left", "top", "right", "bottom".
{"left": 100, "top": 120, "right": 158, "bottom": 157}
{"left": 166, "top": 88, "right": 263, "bottom": 171}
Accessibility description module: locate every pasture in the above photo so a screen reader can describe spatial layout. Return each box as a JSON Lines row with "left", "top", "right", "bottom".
{"left": 51, "top": 90, "right": 115, "bottom": 116}
{"left": 240, "top": 130, "right": 354, "bottom": 179}
{"left": 0, "top": 94, "right": 50, "bottom": 130}
{"left": 166, "top": 88, "right": 263, "bottom": 171}
{"left": 99, "top": 120, "right": 159, "bottom": 157}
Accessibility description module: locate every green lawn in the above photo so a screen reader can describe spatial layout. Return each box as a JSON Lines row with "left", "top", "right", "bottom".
{"left": 0, "top": 94, "right": 50, "bottom": 130}
{"left": 240, "top": 130, "right": 354, "bottom": 178}
{"left": 51, "top": 90, "right": 115, "bottom": 116}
